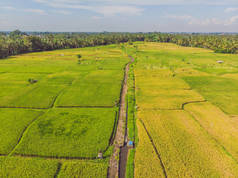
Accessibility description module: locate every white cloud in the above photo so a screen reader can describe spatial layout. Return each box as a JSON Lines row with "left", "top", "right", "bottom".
{"left": 51, "top": 10, "right": 72, "bottom": 15}
{"left": 24, "top": 9, "right": 47, "bottom": 15}
{"left": 166, "top": 15, "right": 193, "bottom": 20}
{"left": 188, "top": 18, "right": 223, "bottom": 25}
{"left": 225, "top": 7, "right": 238, "bottom": 13}
{"left": 33, "top": 0, "right": 238, "bottom": 6}
{"left": 167, "top": 14, "right": 238, "bottom": 26}
{"left": 33, "top": 0, "right": 144, "bottom": 16}
{"left": 95, "top": 6, "right": 143, "bottom": 16}
{"left": 92, "top": 16, "right": 103, "bottom": 20}
{"left": 0, "top": 6, "right": 47, "bottom": 15}
{"left": 225, "top": 16, "right": 238, "bottom": 25}
{"left": 0, "top": 6, "right": 16, "bottom": 10}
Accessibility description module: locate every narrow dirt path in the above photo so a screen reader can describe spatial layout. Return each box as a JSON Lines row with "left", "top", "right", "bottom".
{"left": 108, "top": 56, "right": 134, "bottom": 178}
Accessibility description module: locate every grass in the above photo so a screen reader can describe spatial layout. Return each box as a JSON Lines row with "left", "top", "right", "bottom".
{"left": 0, "top": 44, "right": 129, "bottom": 177}
{"left": 55, "top": 70, "right": 124, "bottom": 107}
{"left": 56, "top": 83, "right": 121, "bottom": 107}
{"left": 10, "top": 85, "right": 65, "bottom": 108}
{"left": 0, "top": 44, "right": 128, "bottom": 109}
{"left": 0, "top": 84, "right": 64, "bottom": 108}
{"left": 183, "top": 76, "right": 238, "bottom": 115}
{"left": 126, "top": 149, "right": 135, "bottom": 178}
{"left": 0, "top": 156, "right": 109, "bottom": 178}
{"left": 127, "top": 65, "right": 136, "bottom": 142}
{"left": 125, "top": 64, "right": 136, "bottom": 178}
{"left": 0, "top": 109, "right": 43, "bottom": 154}
{"left": 0, "top": 156, "right": 58, "bottom": 178}
{"left": 13, "top": 108, "right": 117, "bottom": 158}
{"left": 58, "top": 159, "right": 109, "bottom": 178}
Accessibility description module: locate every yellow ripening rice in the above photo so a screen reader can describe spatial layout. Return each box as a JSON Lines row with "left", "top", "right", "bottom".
{"left": 134, "top": 120, "right": 165, "bottom": 178}
{"left": 222, "top": 73, "right": 238, "bottom": 80}
{"left": 135, "top": 69, "right": 204, "bottom": 110}
{"left": 185, "top": 102, "right": 238, "bottom": 162}
{"left": 136, "top": 89, "right": 204, "bottom": 110}
{"left": 135, "top": 75, "right": 191, "bottom": 90}
{"left": 135, "top": 69, "right": 174, "bottom": 78}
{"left": 136, "top": 110, "right": 238, "bottom": 177}
{"left": 137, "top": 42, "right": 210, "bottom": 53}
{"left": 174, "top": 68, "right": 210, "bottom": 77}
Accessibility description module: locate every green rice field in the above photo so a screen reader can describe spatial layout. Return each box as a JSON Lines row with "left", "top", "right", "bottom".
{"left": 2, "top": 42, "right": 238, "bottom": 177}
{"left": 0, "top": 44, "right": 128, "bottom": 177}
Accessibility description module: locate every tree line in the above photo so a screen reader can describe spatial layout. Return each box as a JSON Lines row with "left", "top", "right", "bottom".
{"left": 146, "top": 33, "right": 238, "bottom": 54}
{"left": 0, "top": 30, "right": 145, "bottom": 59}
{"left": 0, "top": 30, "right": 238, "bottom": 59}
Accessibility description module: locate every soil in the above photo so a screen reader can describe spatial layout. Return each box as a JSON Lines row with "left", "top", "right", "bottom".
{"left": 119, "top": 145, "right": 129, "bottom": 178}
{"left": 108, "top": 56, "right": 134, "bottom": 178}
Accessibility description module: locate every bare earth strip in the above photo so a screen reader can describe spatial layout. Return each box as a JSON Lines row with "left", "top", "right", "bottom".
{"left": 108, "top": 56, "right": 134, "bottom": 178}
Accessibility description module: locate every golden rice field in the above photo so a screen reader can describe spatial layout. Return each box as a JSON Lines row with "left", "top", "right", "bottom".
{"left": 134, "top": 120, "right": 165, "bottom": 178}
{"left": 133, "top": 42, "right": 238, "bottom": 178}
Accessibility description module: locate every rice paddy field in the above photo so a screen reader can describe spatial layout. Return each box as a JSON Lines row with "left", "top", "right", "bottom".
{"left": 133, "top": 42, "right": 238, "bottom": 178}
{"left": 2, "top": 42, "right": 238, "bottom": 177}
{"left": 0, "top": 44, "right": 129, "bottom": 177}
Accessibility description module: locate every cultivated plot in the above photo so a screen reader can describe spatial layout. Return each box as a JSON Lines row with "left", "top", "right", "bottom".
{"left": 58, "top": 159, "right": 108, "bottom": 178}
{"left": 137, "top": 110, "right": 238, "bottom": 177}
{"left": 133, "top": 42, "right": 238, "bottom": 178}
{"left": 0, "top": 109, "right": 43, "bottom": 155}
{"left": 13, "top": 108, "right": 117, "bottom": 158}
{"left": 56, "top": 70, "right": 124, "bottom": 107}
{"left": 185, "top": 102, "right": 238, "bottom": 162}
{"left": 0, "top": 156, "right": 58, "bottom": 178}
{"left": 135, "top": 69, "right": 204, "bottom": 110}
{"left": 183, "top": 76, "right": 238, "bottom": 115}
{"left": 0, "top": 44, "right": 129, "bottom": 177}
{"left": 134, "top": 120, "right": 165, "bottom": 178}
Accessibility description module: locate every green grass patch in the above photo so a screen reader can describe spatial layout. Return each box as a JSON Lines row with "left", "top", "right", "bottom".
{"left": 0, "top": 156, "right": 58, "bottom": 178}
{"left": 58, "top": 159, "right": 108, "bottom": 178}
{"left": 14, "top": 108, "right": 117, "bottom": 158}
{"left": 0, "top": 109, "right": 43, "bottom": 154}
{"left": 127, "top": 65, "right": 136, "bottom": 142}
{"left": 56, "top": 70, "right": 124, "bottom": 107}
{"left": 0, "top": 84, "right": 65, "bottom": 108}
{"left": 56, "top": 82, "right": 122, "bottom": 107}
{"left": 126, "top": 149, "right": 135, "bottom": 178}
{"left": 183, "top": 76, "right": 238, "bottom": 115}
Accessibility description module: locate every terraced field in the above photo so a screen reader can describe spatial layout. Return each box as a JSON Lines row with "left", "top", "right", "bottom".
{"left": 133, "top": 42, "right": 238, "bottom": 178}
{"left": 0, "top": 44, "right": 130, "bottom": 177}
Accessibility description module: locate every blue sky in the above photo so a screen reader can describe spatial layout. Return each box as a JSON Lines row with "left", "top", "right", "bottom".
{"left": 0, "top": 0, "right": 238, "bottom": 32}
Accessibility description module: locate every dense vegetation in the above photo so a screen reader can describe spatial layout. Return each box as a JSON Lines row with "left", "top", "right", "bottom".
{"left": 0, "top": 30, "right": 145, "bottom": 58}
{"left": 1, "top": 30, "right": 238, "bottom": 59}
{"left": 147, "top": 33, "right": 238, "bottom": 53}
